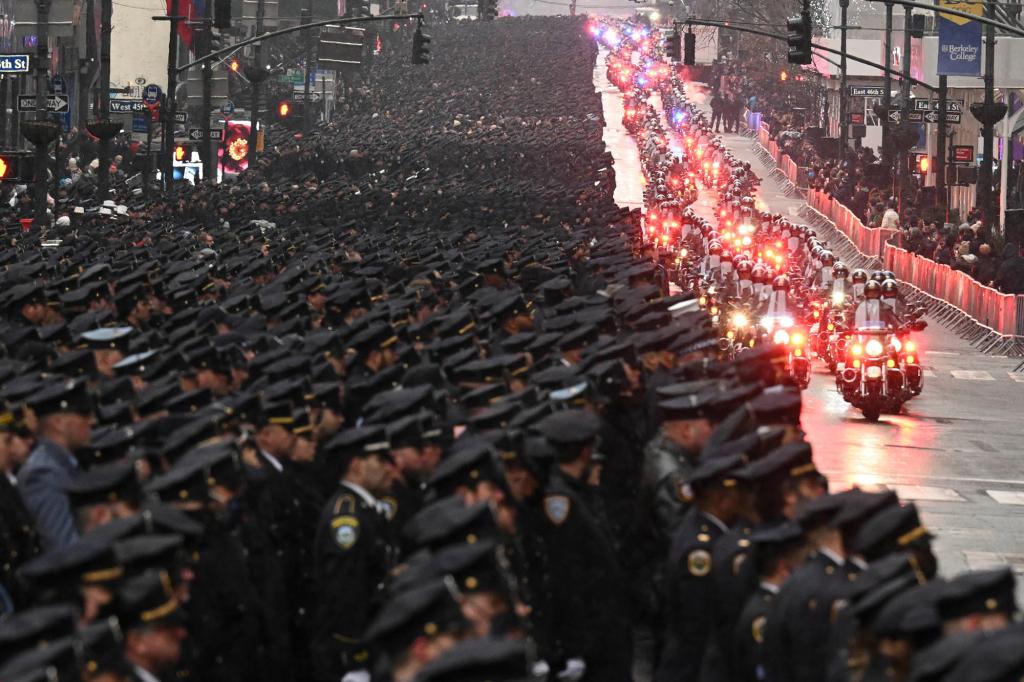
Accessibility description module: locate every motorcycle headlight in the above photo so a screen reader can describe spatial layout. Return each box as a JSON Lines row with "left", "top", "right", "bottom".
{"left": 773, "top": 329, "right": 790, "bottom": 345}
{"left": 831, "top": 291, "right": 845, "bottom": 306}
{"left": 890, "top": 337, "right": 902, "bottom": 352}
{"left": 731, "top": 312, "right": 749, "bottom": 329}
{"left": 791, "top": 332, "right": 805, "bottom": 347}
{"left": 865, "top": 339, "right": 885, "bottom": 357}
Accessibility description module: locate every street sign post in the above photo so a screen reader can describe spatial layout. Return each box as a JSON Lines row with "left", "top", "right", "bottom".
{"left": 953, "top": 145, "right": 974, "bottom": 164}
{"left": 848, "top": 112, "right": 865, "bottom": 125}
{"left": 50, "top": 75, "right": 65, "bottom": 94}
{"left": 188, "top": 128, "right": 224, "bottom": 141}
{"left": 849, "top": 85, "right": 886, "bottom": 97}
{"left": 914, "top": 98, "right": 965, "bottom": 113}
{"left": 17, "top": 94, "right": 69, "bottom": 113}
{"left": 0, "top": 55, "right": 30, "bottom": 73}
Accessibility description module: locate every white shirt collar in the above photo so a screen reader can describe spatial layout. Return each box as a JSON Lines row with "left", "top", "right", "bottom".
{"left": 759, "top": 581, "right": 781, "bottom": 595}
{"left": 260, "top": 449, "right": 284, "bottom": 473}
{"left": 818, "top": 546, "right": 846, "bottom": 567}
{"left": 700, "top": 510, "right": 731, "bottom": 534}
{"left": 133, "top": 665, "right": 161, "bottom": 682}
{"left": 342, "top": 480, "right": 378, "bottom": 509}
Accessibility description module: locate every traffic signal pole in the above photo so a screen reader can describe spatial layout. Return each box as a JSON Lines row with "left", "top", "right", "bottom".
{"left": 202, "top": 0, "right": 214, "bottom": 180}
{"left": 839, "top": 0, "right": 849, "bottom": 163}
{"left": 32, "top": 0, "right": 51, "bottom": 228}
{"left": 249, "top": 0, "right": 266, "bottom": 162}
{"left": 882, "top": 2, "right": 893, "bottom": 173}
{"left": 302, "top": 6, "right": 314, "bottom": 135}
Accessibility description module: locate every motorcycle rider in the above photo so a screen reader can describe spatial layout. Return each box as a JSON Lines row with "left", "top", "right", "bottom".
{"left": 854, "top": 280, "right": 899, "bottom": 329}
{"left": 850, "top": 269, "right": 869, "bottom": 300}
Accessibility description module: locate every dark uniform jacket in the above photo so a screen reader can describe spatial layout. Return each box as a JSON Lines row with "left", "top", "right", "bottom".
{"left": 733, "top": 583, "right": 779, "bottom": 682}
{"left": 655, "top": 507, "right": 730, "bottom": 682}
{"left": 541, "top": 468, "right": 632, "bottom": 681}
{"left": 763, "top": 550, "right": 859, "bottom": 682}
{"left": 0, "top": 473, "right": 39, "bottom": 612}
{"left": 311, "top": 481, "right": 393, "bottom": 682}
{"left": 702, "top": 523, "right": 758, "bottom": 682}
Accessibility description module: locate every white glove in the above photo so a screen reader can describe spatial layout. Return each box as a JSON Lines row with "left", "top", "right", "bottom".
{"left": 556, "top": 658, "right": 586, "bottom": 681}
{"left": 531, "top": 660, "right": 551, "bottom": 678}
{"left": 341, "top": 670, "right": 370, "bottom": 682}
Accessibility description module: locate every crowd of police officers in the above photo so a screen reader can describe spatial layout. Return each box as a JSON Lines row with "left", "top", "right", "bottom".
{"left": 0, "top": 13, "right": 1022, "bottom": 682}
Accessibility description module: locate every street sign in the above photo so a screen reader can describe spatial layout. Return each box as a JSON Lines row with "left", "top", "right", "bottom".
{"left": 188, "top": 128, "right": 223, "bottom": 141}
{"left": 914, "top": 98, "right": 965, "bottom": 112}
{"left": 0, "top": 55, "right": 30, "bottom": 73}
{"left": 888, "top": 109, "right": 902, "bottom": 123}
{"left": 17, "top": 94, "right": 70, "bottom": 113}
{"left": 849, "top": 85, "right": 885, "bottom": 97}
{"left": 132, "top": 113, "right": 150, "bottom": 133}
{"left": 907, "top": 111, "right": 923, "bottom": 123}
{"left": 921, "top": 110, "right": 962, "bottom": 124}
{"left": 161, "top": 111, "right": 188, "bottom": 124}
{"left": 110, "top": 99, "right": 147, "bottom": 113}
{"left": 50, "top": 75, "right": 65, "bottom": 93}
{"left": 293, "top": 92, "right": 322, "bottom": 102}
{"left": 848, "top": 112, "right": 865, "bottom": 125}
{"left": 143, "top": 84, "right": 162, "bottom": 105}
{"left": 220, "top": 100, "right": 235, "bottom": 116}
{"left": 953, "top": 145, "right": 974, "bottom": 164}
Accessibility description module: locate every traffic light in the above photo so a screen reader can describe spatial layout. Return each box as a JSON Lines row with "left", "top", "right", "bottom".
{"left": 913, "top": 153, "right": 932, "bottom": 174}
{"left": 0, "top": 153, "right": 32, "bottom": 182}
{"left": 412, "top": 24, "right": 430, "bottom": 64}
{"left": 356, "top": 0, "right": 371, "bottom": 16}
{"left": 787, "top": 11, "right": 812, "bottom": 65}
{"left": 683, "top": 31, "right": 695, "bottom": 65}
{"left": 214, "top": 0, "right": 232, "bottom": 29}
{"left": 779, "top": 70, "right": 788, "bottom": 81}
{"left": 276, "top": 100, "right": 291, "bottom": 119}
{"left": 665, "top": 30, "right": 681, "bottom": 62}
{"left": 174, "top": 145, "right": 187, "bottom": 162}
{"left": 230, "top": 58, "right": 240, "bottom": 72}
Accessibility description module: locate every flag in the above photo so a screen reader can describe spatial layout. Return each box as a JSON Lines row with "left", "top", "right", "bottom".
{"left": 166, "top": 0, "right": 205, "bottom": 53}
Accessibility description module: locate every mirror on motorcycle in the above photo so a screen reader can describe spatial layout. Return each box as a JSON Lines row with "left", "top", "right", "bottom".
{"left": 911, "top": 320, "right": 928, "bottom": 332}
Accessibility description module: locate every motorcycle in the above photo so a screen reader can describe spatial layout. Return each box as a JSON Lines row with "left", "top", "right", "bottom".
{"left": 837, "top": 329, "right": 906, "bottom": 421}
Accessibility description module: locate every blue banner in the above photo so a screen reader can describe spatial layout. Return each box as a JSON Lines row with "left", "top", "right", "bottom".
{"left": 937, "top": 0, "right": 983, "bottom": 76}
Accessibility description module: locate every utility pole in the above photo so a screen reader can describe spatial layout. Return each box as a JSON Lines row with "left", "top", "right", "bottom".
{"left": 899, "top": 5, "right": 913, "bottom": 204}
{"left": 839, "top": 0, "right": 849, "bottom": 163}
{"left": 202, "top": 0, "right": 214, "bottom": 181}
{"left": 882, "top": 2, "right": 894, "bottom": 172}
{"left": 978, "top": 2, "right": 996, "bottom": 226}
{"left": 302, "top": 5, "right": 314, "bottom": 135}
{"left": 157, "top": 0, "right": 184, "bottom": 197}
{"left": 936, "top": 74, "right": 947, "bottom": 209}
{"left": 96, "top": 0, "right": 114, "bottom": 198}
{"left": 249, "top": 0, "right": 267, "bottom": 162}
{"left": 32, "top": 0, "right": 53, "bottom": 227}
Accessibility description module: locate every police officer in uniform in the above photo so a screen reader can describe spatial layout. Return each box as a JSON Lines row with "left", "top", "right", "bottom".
{"left": 311, "top": 430, "right": 397, "bottom": 682}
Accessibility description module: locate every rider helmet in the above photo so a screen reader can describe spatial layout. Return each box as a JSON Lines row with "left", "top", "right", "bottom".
{"left": 871, "top": 271, "right": 887, "bottom": 284}
{"left": 881, "top": 279, "right": 899, "bottom": 296}
{"left": 864, "top": 280, "right": 883, "bottom": 300}
{"left": 832, "top": 262, "right": 849, "bottom": 279}
{"left": 851, "top": 269, "right": 869, "bottom": 284}
{"left": 772, "top": 275, "right": 790, "bottom": 291}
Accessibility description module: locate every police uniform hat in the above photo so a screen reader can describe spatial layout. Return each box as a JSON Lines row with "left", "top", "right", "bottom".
{"left": 64, "top": 460, "right": 140, "bottom": 509}
{"left": 115, "top": 570, "right": 184, "bottom": 630}
{"left": 795, "top": 490, "right": 859, "bottom": 530}
{"left": 80, "top": 424, "right": 141, "bottom": 467}
{"left": 430, "top": 540, "right": 510, "bottom": 595}
{"left": 467, "top": 401, "right": 521, "bottom": 432}
{"left": 27, "top": 378, "right": 94, "bottom": 417}
{"left": 908, "top": 631, "right": 987, "bottom": 682}
{"left": 0, "top": 604, "right": 78, "bottom": 662}
{"left": 78, "top": 326, "right": 134, "bottom": 352}
{"left": 940, "top": 622, "right": 1024, "bottom": 682}
{"left": 738, "top": 441, "right": 817, "bottom": 482}
{"left": 936, "top": 568, "right": 1018, "bottom": 621}
{"left": 748, "top": 386, "right": 802, "bottom": 425}
{"left": 533, "top": 409, "right": 601, "bottom": 447}
{"left": 872, "top": 579, "right": 944, "bottom": 638}
{"left": 323, "top": 425, "right": 393, "bottom": 462}
{"left": 388, "top": 415, "right": 425, "bottom": 449}
{"left": 165, "top": 388, "right": 213, "bottom": 414}
{"left": 115, "top": 533, "right": 187, "bottom": 579}
{"left": 363, "top": 385, "right": 435, "bottom": 422}
{"left": 364, "top": 580, "right": 468, "bottom": 656}
{"left": 49, "top": 349, "right": 97, "bottom": 378}
{"left": 87, "top": 503, "right": 203, "bottom": 544}
{"left": 0, "top": 635, "right": 77, "bottom": 681}
{"left": 20, "top": 535, "right": 124, "bottom": 590}
{"left": 655, "top": 379, "right": 731, "bottom": 399}
{"left": 850, "top": 502, "right": 933, "bottom": 561}
{"left": 402, "top": 497, "right": 496, "bottom": 551}
{"left": 688, "top": 454, "right": 747, "bottom": 492}
{"left": 429, "top": 440, "right": 505, "bottom": 498}
{"left": 849, "top": 573, "right": 919, "bottom": 627}
{"left": 834, "top": 490, "right": 900, "bottom": 537}
{"left": 415, "top": 637, "right": 530, "bottom": 682}
{"left": 750, "top": 521, "right": 806, "bottom": 575}
{"left": 4, "top": 282, "right": 46, "bottom": 311}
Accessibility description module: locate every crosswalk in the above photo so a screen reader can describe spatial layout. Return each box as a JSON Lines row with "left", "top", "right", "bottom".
{"left": 824, "top": 479, "right": 1024, "bottom": 507}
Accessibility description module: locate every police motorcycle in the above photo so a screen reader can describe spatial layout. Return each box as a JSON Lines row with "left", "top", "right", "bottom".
{"left": 835, "top": 280, "right": 926, "bottom": 421}
{"left": 757, "top": 275, "right": 813, "bottom": 389}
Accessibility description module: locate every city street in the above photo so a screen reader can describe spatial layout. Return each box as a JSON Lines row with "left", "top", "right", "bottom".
{"left": 595, "top": 64, "right": 1024, "bottom": 578}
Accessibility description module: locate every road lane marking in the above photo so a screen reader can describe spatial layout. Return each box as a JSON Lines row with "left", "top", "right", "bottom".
{"left": 927, "top": 351, "right": 961, "bottom": 356}
{"left": 950, "top": 370, "right": 995, "bottom": 381}
{"left": 1009, "top": 373, "right": 1024, "bottom": 383}
{"left": 987, "top": 491, "right": 1024, "bottom": 505}
{"left": 886, "top": 485, "right": 966, "bottom": 502}
{"left": 923, "top": 369, "right": 937, "bottom": 378}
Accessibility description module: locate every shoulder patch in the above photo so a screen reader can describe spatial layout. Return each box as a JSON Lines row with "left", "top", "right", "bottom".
{"left": 688, "top": 549, "right": 712, "bottom": 577}
{"left": 732, "top": 552, "right": 747, "bottom": 576}
{"left": 544, "top": 495, "right": 570, "bottom": 525}
{"left": 332, "top": 493, "right": 357, "bottom": 516}
{"left": 752, "top": 615, "right": 767, "bottom": 644}
{"left": 330, "top": 515, "right": 360, "bottom": 550}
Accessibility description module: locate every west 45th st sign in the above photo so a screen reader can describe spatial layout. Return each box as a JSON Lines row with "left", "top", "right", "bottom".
{"left": 0, "top": 55, "right": 30, "bottom": 73}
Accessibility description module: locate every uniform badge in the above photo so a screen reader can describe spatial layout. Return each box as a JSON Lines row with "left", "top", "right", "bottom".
{"left": 544, "top": 495, "right": 570, "bottom": 526}
{"left": 331, "top": 515, "right": 360, "bottom": 550}
{"left": 732, "top": 552, "right": 747, "bottom": 576}
{"left": 688, "top": 549, "right": 712, "bottom": 577}
{"left": 378, "top": 496, "right": 398, "bottom": 521}
{"left": 752, "top": 615, "right": 767, "bottom": 644}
